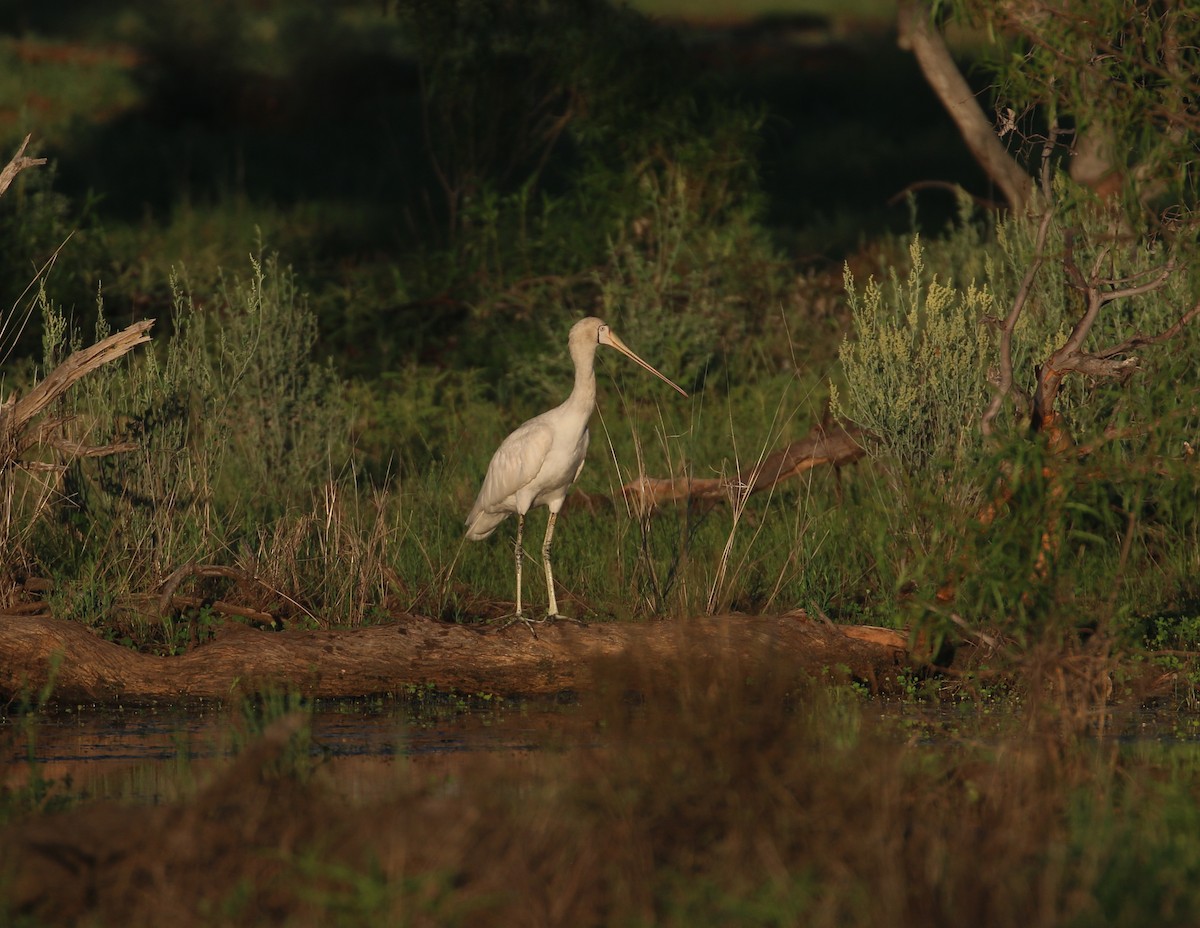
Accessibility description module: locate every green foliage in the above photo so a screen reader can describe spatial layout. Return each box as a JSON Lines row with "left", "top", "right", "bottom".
{"left": 833, "top": 235, "right": 994, "bottom": 482}
{"left": 1069, "top": 760, "right": 1200, "bottom": 926}
{"left": 830, "top": 199, "right": 1200, "bottom": 646}
{"left": 849, "top": 202, "right": 1185, "bottom": 474}
{"left": 83, "top": 251, "right": 346, "bottom": 512}
{"left": 946, "top": 0, "right": 1200, "bottom": 213}
{"left": 397, "top": 0, "right": 723, "bottom": 225}
{"left": 27, "top": 253, "right": 353, "bottom": 631}
{"left": 395, "top": 0, "right": 783, "bottom": 393}
{"left": 594, "top": 130, "right": 782, "bottom": 387}
{"left": 351, "top": 365, "right": 492, "bottom": 478}
{"left": 988, "top": 202, "right": 1199, "bottom": 436}
{"left": 1145, "top": 613, "right": 1200, "bottom": 706}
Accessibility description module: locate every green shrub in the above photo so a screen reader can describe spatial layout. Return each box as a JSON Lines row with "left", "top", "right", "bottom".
{"left": 832, "top": 201, "right": 1200, "bottom": 645}
{"left": 833, "top": 234, "right": 993, "bottom": 485}
{"left": 36, "top": 252, "right": 352, "bottom": 625}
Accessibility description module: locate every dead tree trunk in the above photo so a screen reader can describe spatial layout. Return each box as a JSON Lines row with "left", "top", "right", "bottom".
{"left": 897, "top": 0, "right": 1034, "bottom": 212}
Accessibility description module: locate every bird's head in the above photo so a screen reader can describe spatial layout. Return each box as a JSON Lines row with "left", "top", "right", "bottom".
{"left": 572, "top": 316, "right": 687, "bottom": 397}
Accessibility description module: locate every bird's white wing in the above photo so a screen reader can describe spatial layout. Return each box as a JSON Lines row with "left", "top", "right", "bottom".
{"left": 571, "top": 426, "right": 590, "bottom": 484}
{"left": 465, "top": 420, "right": 554, "bottom": 536}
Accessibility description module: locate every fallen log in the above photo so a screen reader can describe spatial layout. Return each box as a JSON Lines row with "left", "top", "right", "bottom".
{"left": 619, "top": 421, "right": 868, "bottom": 512}
{"left": 0, "top": 611, "right": 910, "bottom": 703}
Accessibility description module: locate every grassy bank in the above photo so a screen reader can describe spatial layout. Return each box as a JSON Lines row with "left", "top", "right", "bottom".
{"left": 0, "top": 1, "right": 1197, "bottom": 669}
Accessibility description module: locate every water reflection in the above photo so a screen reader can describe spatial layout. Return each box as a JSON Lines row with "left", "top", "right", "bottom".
{"left": 4, "top": 697, "right": 1200, "bottom": 805}
{"left": 0, "top": 698, "right": 587, "bottom": 803}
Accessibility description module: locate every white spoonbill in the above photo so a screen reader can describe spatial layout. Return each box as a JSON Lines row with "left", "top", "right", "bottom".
{"left": 465, "top": 316, "right": 688, "bottom": 622}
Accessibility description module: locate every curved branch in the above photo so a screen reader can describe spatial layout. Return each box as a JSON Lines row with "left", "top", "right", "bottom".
{"left": 156, "top": 563, "right": 263, "bottom": 617}
{"left": 888, "top": 180, "right": 1005, "bottom": 212}
{"left": 1097, "top": 297, "right": 1200, "bottom": 359}
{"left": 5, "top": 320, "right": 154, "bottom": 434}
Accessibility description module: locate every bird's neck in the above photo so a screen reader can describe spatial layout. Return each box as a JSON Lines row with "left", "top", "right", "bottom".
{"left": 563, "top": 344, "right": 599, "bottom": 417}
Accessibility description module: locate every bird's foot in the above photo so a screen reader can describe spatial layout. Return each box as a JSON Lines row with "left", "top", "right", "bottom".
{"left": 495, "top": 612, "right": 587, "bottom": 635}
{"left": 496, "top": 612, "right": 542, "bottom": 636}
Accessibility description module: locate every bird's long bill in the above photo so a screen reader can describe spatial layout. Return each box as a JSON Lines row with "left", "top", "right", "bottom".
{"left": 602, "top": 330, "right": 689, "bottom": 397}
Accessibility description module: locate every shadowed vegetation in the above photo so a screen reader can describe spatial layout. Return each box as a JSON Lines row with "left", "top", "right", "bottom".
{"left": 5, "top": 653, "right": 1200, "bottom": 927}
{"left": 3, "top": 0, "right": 1200, "bottom": 920}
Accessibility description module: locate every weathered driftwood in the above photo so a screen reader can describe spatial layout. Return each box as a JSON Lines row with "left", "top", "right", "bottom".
{"left": 619, "top": 421, "right": 867, "bottom": 512}
{"left": 0, "top": 134, "right": 46, "bottom": 200}
{"left": 0, "top": 319, "right": 155, "bottom": 469}
{"left": 0, "top": 611, "right": 910, "bottom": 703}
{"left": 2, "top": 320, "right": 155, "bottom": 430}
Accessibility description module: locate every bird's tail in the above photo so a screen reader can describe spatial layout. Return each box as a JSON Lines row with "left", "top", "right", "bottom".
{"left": 464, "top": 507, "right": 509, "bottom": 541}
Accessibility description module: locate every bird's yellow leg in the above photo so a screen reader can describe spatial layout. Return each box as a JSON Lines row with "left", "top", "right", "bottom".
{"left": 499, "top": 513, "right": 548, "bottom": 635}
{"left": 514, "top": 512, "right": 524, "bottom": 618}
{"left": 542, "top": 511, "right": 558, "bottom": 618}
{"left": 539, "top": 512, "right": 586, "bottom": 626}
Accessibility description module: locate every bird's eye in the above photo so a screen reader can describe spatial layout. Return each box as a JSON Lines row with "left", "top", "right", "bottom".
{"left": 597, "top": 324, "right": 607, "bottom": 343}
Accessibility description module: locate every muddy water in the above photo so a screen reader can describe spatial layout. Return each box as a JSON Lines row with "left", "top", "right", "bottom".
{"left": 0, "top": 699, "right": 596, "bottom": 804}
{"left": 4, "top": 698, "right": 1200, "bottom": 805}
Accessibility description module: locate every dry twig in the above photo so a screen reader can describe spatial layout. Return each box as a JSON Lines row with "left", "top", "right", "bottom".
{"left": 156, "top": 562, "right": 265, "bottom": 618}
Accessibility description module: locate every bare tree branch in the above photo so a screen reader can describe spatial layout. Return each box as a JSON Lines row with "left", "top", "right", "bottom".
{"left": 1097, "top": 298, "right": 1200, "bottom": 359}
{"left": 0, "top": 320, "right": 155, "bottom": 471}
{"left": 1032, "top": 233, "right": 1181, "bottom": 441}
{"left": 6, "top": 320, "right": 154, "bottom": 430}
{"left": 981, "top": 129, "right": 1060, "bottom": 437}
